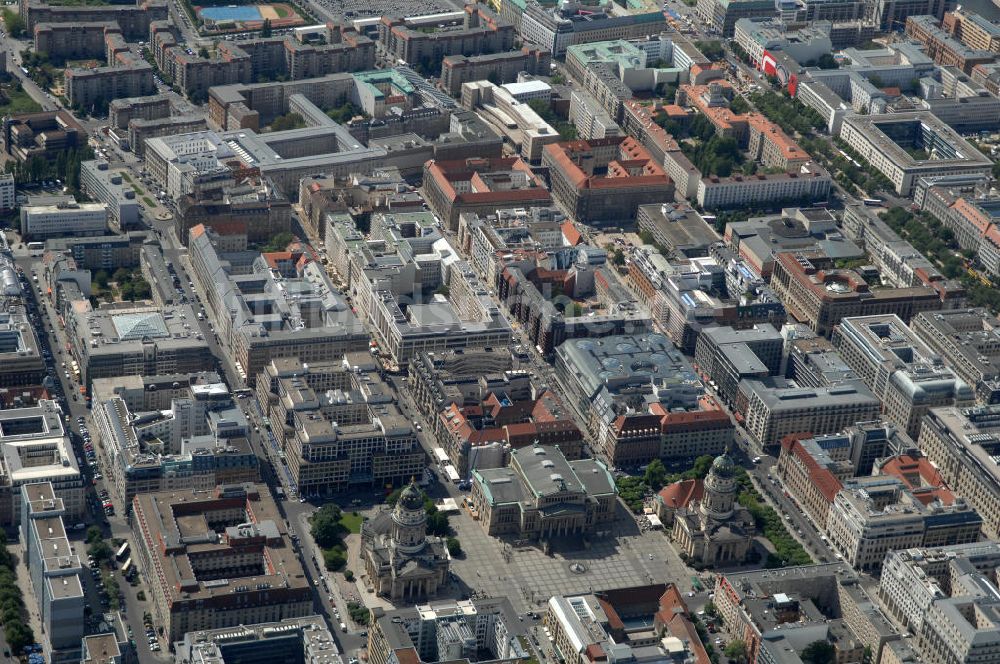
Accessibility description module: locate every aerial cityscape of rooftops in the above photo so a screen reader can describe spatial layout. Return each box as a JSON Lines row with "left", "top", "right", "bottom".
{"left": 5, "top": 0, "right": 1000, "bottom": 662}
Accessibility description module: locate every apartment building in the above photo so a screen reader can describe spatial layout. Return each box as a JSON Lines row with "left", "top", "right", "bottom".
{"left": 833, "top": 315, "right": 974, "bottom": 438}
{"left": 33, "top": 22, "right": 114, "bottom": 61}
{"left": 79, "top": 160, "right": 140, "bottom": 230}
{"left": 542, "top": 137, "right": 675, "bottom": 227}
{"left": 132, "top": 484, "right": 312, "bottom": 643}
{"left": 919, "top": 405, "right": 1000, "bottom": 539}
{"left": 769, "top": 252, "right": 948, "bottom": 337}
{"left": 19, "top": 0, "right": 166, "bottom": 38}
{"left": 64, "top": 60, "right": 155, "bottom": 110}
{"left": 0, "top": 400, "right": 84, "bottom": 525}
{"left": 21, "top": 483, "right": 84, "bottom": 663}
{"left": 441, "top": 48, "right": 551, "bottom": 96}
{"left": 839, "top": 113, "right": 993, "bottom": 196}
{"left": 943, "top": 8, "right": 1000, "bottom": 53}
{"left": 906, "top": 15, "right": 997, "bottom": 74}
{"left": 256, "top": 356, "right": 424, "bottom": 496}
{"left": 377, "top": 6, "right": 515, "bottom": 66}
{"left": 20, "top": 200, "right": 107, "bottom": 240}
{"left": 109, "top": 94, "right": 171, "bottom": 129}
{"left": 740, "top": 378, "right": 881, "bottom": 451}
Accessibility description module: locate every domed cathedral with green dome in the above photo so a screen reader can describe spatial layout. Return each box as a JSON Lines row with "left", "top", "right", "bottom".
{"left": 361, "top": 479, "right": 451, "bottom": 601}
{"left": 670, "top": 449, "right": 756, "bottom": 566}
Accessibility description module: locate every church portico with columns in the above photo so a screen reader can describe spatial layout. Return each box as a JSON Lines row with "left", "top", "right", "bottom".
{"left": 362, "top": 481, "right": 451, "bottom": 601}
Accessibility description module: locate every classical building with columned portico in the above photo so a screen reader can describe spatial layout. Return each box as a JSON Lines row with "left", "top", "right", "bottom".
{"left": 470, "top": 445, "right": 617, "bottom": 545}
{"left": 362, "top": 481, "right": 451, "bottom": 601}
{"left": 670, "top": 451, "right": 756, "bottom": 565}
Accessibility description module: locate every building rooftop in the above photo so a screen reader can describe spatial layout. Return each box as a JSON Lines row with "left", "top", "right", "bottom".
{"left": 132, "top": 484, "right": 308, "bottom": 604}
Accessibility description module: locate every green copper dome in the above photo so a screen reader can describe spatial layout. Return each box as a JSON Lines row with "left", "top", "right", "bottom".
{"left": 398, "top": 480, "right": 424, "bottom": 511}
{"left": 711, "top": 452, "right": 737, "bottom": 478}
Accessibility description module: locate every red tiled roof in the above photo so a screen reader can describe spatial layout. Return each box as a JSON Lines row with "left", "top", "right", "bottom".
{"left": 562, "top": 221, "right": 583, "bottom": 246}
{"left": 658, "top": 479, "right": 704, "bottom": 509}
{"left": 782, "top": 436, "right": 842, "bottom": 502}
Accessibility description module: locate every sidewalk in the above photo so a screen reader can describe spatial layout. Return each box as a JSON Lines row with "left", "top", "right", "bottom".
{"left": 9, "top": 542, "right": 44, "bottom": 655}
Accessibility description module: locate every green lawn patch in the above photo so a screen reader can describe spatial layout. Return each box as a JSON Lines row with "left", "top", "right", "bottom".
{"left": 142, "top": 197, "right": 155, "bottom": 208}
{"left": 339, "top": 511, "right": 363, "bottom": 534}
{"left": 0, "top": 83, "right": 41, "bottom": 115}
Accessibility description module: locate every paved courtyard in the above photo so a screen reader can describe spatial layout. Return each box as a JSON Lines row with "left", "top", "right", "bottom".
{"left": 443, "top": 503, "right": 698, "bottom": 614}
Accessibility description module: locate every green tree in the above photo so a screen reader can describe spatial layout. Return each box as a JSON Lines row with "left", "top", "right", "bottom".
{"left": 643, "top": 459, "right": 667, "bottom": 490}
{"left": 446, "top": 537, "right": 462, "bottom": 556}
{"left": 427, "top": 511, "right": 450, "bottom": 537}
{"left": 611, "top": 248, "right": 625, "bottom": 266}
{"left": 1, "top": 9, "right": 24, "bottom": 37}
{"left": 260, "top": 18, "right": 273, "bottom": 37}
{"left": 801, "top": 640, "right": 835, "bottom": 664}
{"left": 310, "top": 504, "right": 345, "bottom": 548}
{"left": 5, "top": 621, "right": 34, "bottom": 653}
{"left": 694, "top": 40, "right": 724, "bottom": 60}
{"left": 86, "top": 526, "right": 103, "bottom": 544}
{"left": 88, "top": 539, "right": 112, "bottom": 562}
{"left": 723, "top": 640, "right": 747, "bottom": 663}
{"left": 729, "top": 96, "right": 750, "bottom": 114}
{"left": 323, "top": 547, "right": 346, "bottom": 571}
{"left": 270, "top": 112, "right": 305, "bottom": 132}
{"left": 198, "top": 46, "right": 210, "bottom": 59}
{"left": 260, "top": 231, "right": 294, "bottom": 252}
{"left": 113, "top": 267, "right": 130, "bottom": 283}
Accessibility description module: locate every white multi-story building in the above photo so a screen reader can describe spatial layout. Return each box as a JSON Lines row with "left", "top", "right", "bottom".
{"left": 21, "top": 482, "right": 84, "bottom": 662}
{"left": 825, "top": 476, "right": 981, "bottom": 574}
{"left": 19, "top": 200, "right": 108, "bottom": 240}
{"left": 839, "top": 112, "right": 994, "bottom": 196}
{"left": 696, "top": 165, "right": 832, "bottom": 209}
{"left": 919, "top": 405, "right": 1000, "bottom": 540}
{"left": 741, "top": 379, "right": 881, "bottom": 450}
{"left": 879, "top": 543, "right": 1000, "bottom": 632}
{"left": 832, "top": 314, "right": 974, "bottom": 439}
{"left": 878, "top": 543, "right": 1000, "bottom": 664}
{"left": 79, "top": 160, "right": 140, "bottom": 229}
{"left": 0, "top": 173, "right": 14, "bottom": 212}
{"left": 0, "top": 400, "right": 84, "bottom": 526}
